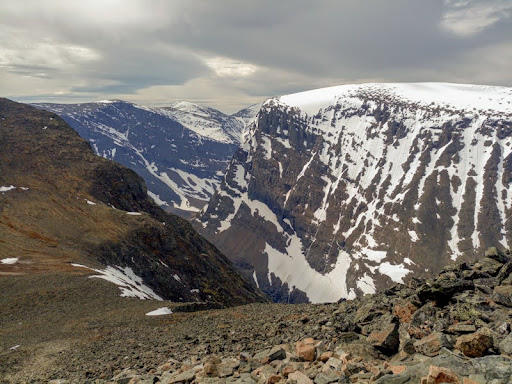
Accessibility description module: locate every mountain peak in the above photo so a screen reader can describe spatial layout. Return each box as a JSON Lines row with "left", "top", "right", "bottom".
{"left": 272, "top": 82, "right": 512, "bottom": 117}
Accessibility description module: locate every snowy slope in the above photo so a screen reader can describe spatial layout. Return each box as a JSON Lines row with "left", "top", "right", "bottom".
{"left": 33, "top": 100, "right": 258, "bottom": 218}
{"left": 197, "top": 82, "right": 512, "bottom": 303}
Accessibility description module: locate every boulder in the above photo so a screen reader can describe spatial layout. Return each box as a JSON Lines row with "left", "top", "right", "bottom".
{"left": 313, "top": 371, "right": 342, "bottom": 384}
{"left": 420, "top": 365, "right": 461, "bottom": 384}
{"left": 413, "top": 332, "right": 452, "bottom": 357}
{"left": 368, "top": 323, "right": 400, "bottom": 355}
{"left": 454, "top": 329, "right": 493, "bottom": 358}
{"left": 287, "top": 371, "right": 314, "bottom": 384}
{"left": 295, "top": 341, "right": 316, "bottom": 362}
{"left": 485, "top": 247, "right": 510, "bottom": 264}
{"left": 497, "top": 262, "right": 512, "bottom": 283}
{"left": 498, "top": 332, "right": 512, "bottom": 355}
{"left": 492, "top": 285, "right": 512, "bottom": 307}
{"left": 472, "top": 257, "right": 504, "bottom": 277}
{"left": 417, "top": 280, "right": 474, "bottom": 306}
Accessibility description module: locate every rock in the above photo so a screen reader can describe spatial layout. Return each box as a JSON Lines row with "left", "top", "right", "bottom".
{"left": 218, "top": 358, "right": 240, "bottom": 377}
{"left": 497, "top": 262, "right": 512, "bottom": 283}
{"left": 485, "top": 247, "right": 510, "bottom": 264}
{"left": 267, "top": 374, "right": 282, "bottom": 384}
{"left": 254, "top": 346, "right": 287, "bottom": 363}
{"left": 336, "top": 332, "right": 361, "bottom": 344}
{"left": 498, "top": 332, "right": 512, "bottom": 355}
{"left": 413, "top": 332, "right": 452, "bottom": 357}
{"left": 393, "top": 301, "right": 420, "bottom": 324}
{"left": 287, "top": 371, "right": 314, "bottom": 384}
{"left": 204, "top": 362, "right": 219, "bottom": 377}
{"left": 492, "top": 285, "right": 512, "bottom": 307}
{"left": 446, "top": 323, "right": 477, "bottom": 334}
{"left": 471, "top": 355, "right": 512, "bottom": 381}
{"left": 282, "top": 365, "right": 297, "bottom": 378}
{"left": 420, "top": 365, "right": 461, "bottom": 384}
{"left": 296, "top": 341, "right": 316, "bottom": 362}
{"left": 368, "top": 323, "right": 399, "bottom": 355}
{"left": 472, "top": 257, "right": 504, "bottom": 277}
{"left": 318, "top": 351, "right": 333, "bottom": 362}
{"left": 417, "top": 280, "right": 474, "bottom": 306}
{"left": 454, "top": 328, "right": 494, "bottom": 358}
{"left": 115, "top": 376, "right": 141, "bottom": 384}
{"left": 313, "top": 371, "right": 341, "bottom": 384}
{"left": 322, "top": 357, "right": 343, "bottom": 373}
{"left": 252, "top": 365, "right": 278, "bottom": 382}
{"left": 163, "top": 368, "right": 196, "bottom": 384}
{"left": 387, "top": 365, "right": 407, "bottom": 375}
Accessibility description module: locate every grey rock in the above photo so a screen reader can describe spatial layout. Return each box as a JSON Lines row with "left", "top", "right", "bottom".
{"left": 498, "top": 333, "right": 512, "bottom": 355}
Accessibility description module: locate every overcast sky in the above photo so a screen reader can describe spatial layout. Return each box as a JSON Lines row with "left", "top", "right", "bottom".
{"left": 1, "top": 0, "right": 511, "bottom": 113}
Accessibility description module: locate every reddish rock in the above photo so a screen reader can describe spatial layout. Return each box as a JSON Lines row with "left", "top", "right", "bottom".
{"left": 454, "top": 329, "right": 494, "bottom": 357}
{"left": 296, "top": 341, "right": 316, "bottom": 362}
{"left": 318, "top": 351, "right": 333, "bottom": 362}
{"left": 420, "top": 365, "right": 461, "bottom": 384}
{"left": 282, "top": 365, "right": 296, "bottom": 377}
{"left": 267, "top": 374, "right": 282, "bottom": 384}
{"left": 388, "top": 365, "right": 407, "bottom": 375}
{"left": 393, "top": 301, "right": 419, "bottom": 323}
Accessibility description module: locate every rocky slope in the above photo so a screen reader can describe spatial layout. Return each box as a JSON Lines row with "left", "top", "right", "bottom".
{"left": 196, "top": 83, "right": 512, "bottom": 303}
{"left": 32, "top": 100, "right": 260, "bottom": 218}
{"left": 0, "top": 98, "right": 267, "bottom": 309}
{"left": 4, "top": 247, "right": 512, "bottom": 383}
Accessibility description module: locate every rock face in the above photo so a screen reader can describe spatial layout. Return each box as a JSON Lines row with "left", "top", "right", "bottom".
{"left": 196, "top": 83, "right": 512, "bottom": 303}
{"left": 0, "top": 98, "right": 267, "bottom": 306}
{"left": 33, "top": 100, "right": 259, "bottom": 218}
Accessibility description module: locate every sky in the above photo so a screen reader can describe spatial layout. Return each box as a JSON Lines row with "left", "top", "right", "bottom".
{"left": 1, "top": 0, "right": 511, "bottom": 113}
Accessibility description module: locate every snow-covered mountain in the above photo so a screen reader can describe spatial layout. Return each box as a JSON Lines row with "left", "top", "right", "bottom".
{"left": 33, "top": 100, "right": 260, "bottom": 218}
{"left": 196, "top": 82, "right": 512, "bottom": 303}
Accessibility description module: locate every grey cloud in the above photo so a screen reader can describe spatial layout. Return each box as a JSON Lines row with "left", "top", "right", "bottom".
{"left": 1, "top": 0, "right": 511, "bottom": 112}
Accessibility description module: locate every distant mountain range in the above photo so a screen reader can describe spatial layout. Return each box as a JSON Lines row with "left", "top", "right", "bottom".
{"left": 33, "top": 100, "right": 260, "bottom": 218}
{"left": 195, "top": 82, "right": 512, "bottom": 303}
{"left": 0, "top": 98, "right": 266, "bottom": 306}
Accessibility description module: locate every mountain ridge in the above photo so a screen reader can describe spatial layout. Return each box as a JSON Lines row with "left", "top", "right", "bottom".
{"left": 32, "top": 100, "right": 260, "bottom": 218}
{"left": 0, "top": 97, "right": 267, "bottom": 307}
{"left": 196, "top": 82, "right": 512, "bottom": 303}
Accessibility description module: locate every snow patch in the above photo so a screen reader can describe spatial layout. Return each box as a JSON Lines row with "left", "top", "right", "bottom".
{"left": 147, "top": 191, "right": 169, "bottom": 207}
{"left": 71, "top": 263, "right": 162, "bottom": 300}
{"left": 253, "top": 271, "right": 260, "bottom": 289}
{"left": 1, "top": 258, "right": 19, "bottom": 265}
{"left": 146, "top": 307, "right": 173, "bottom": 316}
{"left": 378, "top": 262, "right": 411, "bottom": 284}
{"left": 0, "top": 185, "right": 16, "bottom": 192}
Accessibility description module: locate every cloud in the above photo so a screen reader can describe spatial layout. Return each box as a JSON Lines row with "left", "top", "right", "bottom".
{"left": 204, "top": 57, "right": 259, "bottom": 78}
{"left": 441, "top": 0, "right": 512, "bottom": 36}
{"left": 1, "top": 1, "right": 511, "bottom": 112}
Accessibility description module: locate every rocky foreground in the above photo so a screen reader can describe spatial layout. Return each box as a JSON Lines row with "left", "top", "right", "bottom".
{"left": 41, "top": 247, "right": 510, "bottom": 384}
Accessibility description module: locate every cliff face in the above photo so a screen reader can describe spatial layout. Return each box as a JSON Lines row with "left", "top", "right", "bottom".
{"left": 0, "top": 98, "right": 267, "bottom": 306}
{"left": 196, "top": 83, "right": 512, "bottom": 303}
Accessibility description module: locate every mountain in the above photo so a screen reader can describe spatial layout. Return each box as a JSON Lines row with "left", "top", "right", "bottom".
{"left": 0, "top": 98, "right": 267, "bottom": 308}
{"left": 32, "top": 100, "right": 260, "bottom": 219}
{"left": 195, "top": 82, "right": 512, "bottom": 303}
